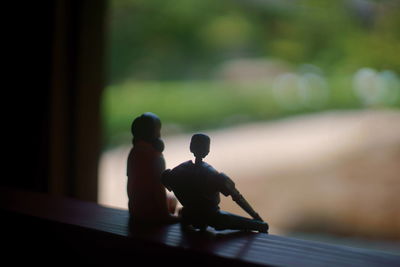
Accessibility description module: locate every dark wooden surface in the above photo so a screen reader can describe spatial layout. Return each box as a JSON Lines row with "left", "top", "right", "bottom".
{"left": 1, "top": 187, "right": 399, "bottom": 266}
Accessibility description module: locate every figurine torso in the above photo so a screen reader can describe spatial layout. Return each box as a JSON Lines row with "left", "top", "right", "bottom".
{"left": 127, "top": 141, "right": 168, "bottom": 219}
{"left": 163, "top": 160, "right": 229, "bottom": 214}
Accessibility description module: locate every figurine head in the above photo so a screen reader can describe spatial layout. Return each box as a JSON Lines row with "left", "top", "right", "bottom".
{"left": 190, "top": 134, "right": 210, "bottom": 160}
{"left": 131, "top": 112, "right": 164, "bottom": 151}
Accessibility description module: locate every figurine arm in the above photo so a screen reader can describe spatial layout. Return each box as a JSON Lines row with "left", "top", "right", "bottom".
{"left": 218, "top": 172, "right": 240, "bottom": 199}
{"left": 218, "top": 173, "right": 264, "bottom": 222}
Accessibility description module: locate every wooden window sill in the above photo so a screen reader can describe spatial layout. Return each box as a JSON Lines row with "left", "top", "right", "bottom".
{"left": 0, "top": 187, "right": 398, "bottom": 266}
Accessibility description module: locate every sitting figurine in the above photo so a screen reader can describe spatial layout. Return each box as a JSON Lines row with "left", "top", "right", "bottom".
{"left": 162, "top": 133, "right": 268, "bottom": 233}
{"left": 127, "top": 112, "right": 178, "bottom": 224}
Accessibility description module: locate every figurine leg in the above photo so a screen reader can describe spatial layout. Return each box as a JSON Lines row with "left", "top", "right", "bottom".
{"left": 181, "top": 208, "right": 208, "bottom": 231}
{"left": 209, "top": 211, "right": 269, "bottom": 233}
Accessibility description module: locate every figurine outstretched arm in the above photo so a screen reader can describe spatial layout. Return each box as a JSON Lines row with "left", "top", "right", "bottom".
{"left": 219, "top": 173, "right": 264, "bottom": 222}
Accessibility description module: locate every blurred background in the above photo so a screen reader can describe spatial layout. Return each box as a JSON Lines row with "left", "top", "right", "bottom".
{"left": 98, "top": 0, "right": 400, "bottom": 253}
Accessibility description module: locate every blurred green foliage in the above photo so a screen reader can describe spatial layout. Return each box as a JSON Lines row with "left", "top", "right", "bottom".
{"left": 107, "top": 0, "right": 400, "bottom": 83}
{"left": 104, "top": 0, "right": 400, "bottom": 147}
{"left": 103, "top": 78, "right": 399, "bottom": 147}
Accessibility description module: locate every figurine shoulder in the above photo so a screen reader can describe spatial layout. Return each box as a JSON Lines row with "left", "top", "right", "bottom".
{"left": 178, "top": 160, "right": 194, "bottom": 168}
{"left": 171, "top": 160, "right": 193, "bottom": 172}
{"left": 200, "top": 161, "right": 218, "bottom": 173}
{"left": 217, "top": 173, "right": 236, "bottom": 194}
{"left": 163, "top": 160, "right": 192, "bottom": 179}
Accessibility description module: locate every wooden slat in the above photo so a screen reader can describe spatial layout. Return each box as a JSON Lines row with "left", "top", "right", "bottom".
{"left": 0, "top": 187, "right": 398, "bottom": 266}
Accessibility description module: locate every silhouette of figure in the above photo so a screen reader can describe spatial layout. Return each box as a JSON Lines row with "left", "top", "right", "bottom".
{"left": 127, "top": 113, "right": 178, "bottom": 223}
{"left": 162, "top": 134, "right": 268, "bottom": 233}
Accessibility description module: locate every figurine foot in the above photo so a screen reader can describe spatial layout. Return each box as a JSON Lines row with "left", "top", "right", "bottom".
{"left": 256, "top": 223, "right": 269, "bottom": 233}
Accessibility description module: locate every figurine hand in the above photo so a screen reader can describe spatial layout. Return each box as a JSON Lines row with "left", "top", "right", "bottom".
{"left": 167, "top": 194, "right": 178, "bottom": 214}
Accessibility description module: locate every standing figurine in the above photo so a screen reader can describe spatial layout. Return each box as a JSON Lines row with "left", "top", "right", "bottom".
{"left": 127, "top": 112, "right": 178, "bottom": 223}
{"left": 162, "top": 133, "right": 269, "bottom": 233}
